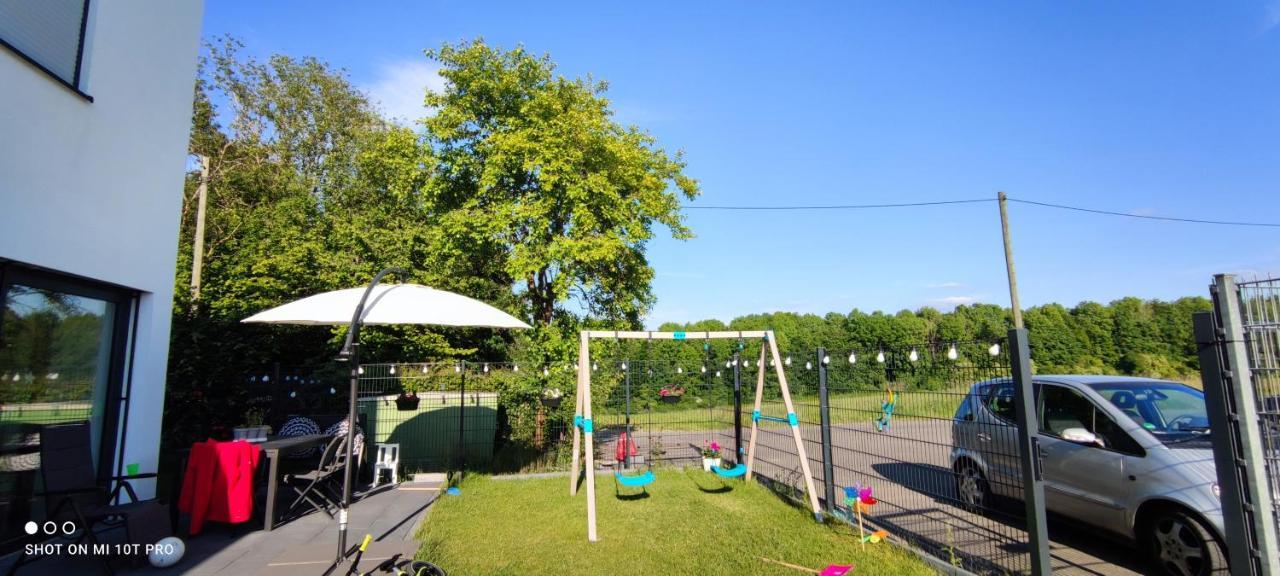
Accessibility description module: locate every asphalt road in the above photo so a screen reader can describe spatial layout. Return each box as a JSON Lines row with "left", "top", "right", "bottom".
{"left": 596, "top": 419, "right": 1150, "bottom": 575}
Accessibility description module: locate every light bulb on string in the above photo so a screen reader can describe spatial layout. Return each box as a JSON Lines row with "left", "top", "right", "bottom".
{"left": 988, "top": 343, "right": 1001, "bottom": 356}
{"left": 543, "top": 367, "right": 549, "bottom": 376}
{"left": 715, "top": 371, "right": 722, "bottom": 377}
{"left": 784, "top": 356, "right": 792, "bottom": 366}
{"left": 701, "top": 365, "right": 707, "bottom": 373}
{"left": 513, "top": 364, "right": 519, "bottom": 372}
{"left": 422, "top": 365, "right": 429, "bottom": 374}
{"left": 357, "top": 367, "right": 364, "bottom": 375}
{"left": 769, "top": 358, "right": 774, "bottom": 366}
{"left": 822, "top": 355, "right": 830, "bottom": 365}
{"left": 848, "top": 352, "right": 857, "bottom": 364}
{"left": 909, "top": 348, "right": 919, "bottom": 362}
{"left": 330, "top": 387, "right": 336, "bottom": 395}
{"left": 876, "top": 351, "right": 885, "bottom": 363}
{"left": 805, "top": 361, "right": 812, "bottom": 370}
{"left": 290, "top": 391, "right": 297, "bottom": 398}
{"left": 592, "top": 362, "right": 598, "bottom": 372}
{"left": 390, "top": 366, "right": 396, "bottom": 375}
{"left": 621, "top": 362, "right": 628, "bottom": 370}
{"left": 483, "top": 363, "right": 490, "bottom": 373}
{"left": 677, "top": 366, "right": 683, "bottom": 374}
{"left": 454, "top": 363, "right": 461, "bottom": 373}
{"left": 947, "top": 344, "right": 958, "bottom": 360}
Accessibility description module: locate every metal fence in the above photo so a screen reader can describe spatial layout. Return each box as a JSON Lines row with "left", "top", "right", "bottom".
{"left": 1199, "top": 274, "right": 1280, "bottom": 575}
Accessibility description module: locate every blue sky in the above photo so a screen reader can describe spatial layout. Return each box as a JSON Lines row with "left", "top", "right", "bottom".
{"left": 203, "top": 1, "right": 1280, "bottom": 327}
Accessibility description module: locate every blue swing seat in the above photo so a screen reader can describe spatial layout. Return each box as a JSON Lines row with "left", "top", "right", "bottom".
{"left": 615, "top": 470, "right": 655, "bottom": 487}
{"left": 713, "top": 464, "right": 747, "bottom": 478}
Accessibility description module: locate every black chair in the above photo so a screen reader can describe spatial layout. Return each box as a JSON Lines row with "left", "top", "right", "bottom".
{"left": 281, "top": 434, "right": 347, "bottom": 519}
{"left": 7, "top": 421, "right": 170, "bottom": 576}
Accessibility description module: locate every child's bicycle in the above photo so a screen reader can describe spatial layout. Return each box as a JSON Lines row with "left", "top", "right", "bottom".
{"left": 323, "top": 535, "right": 447, "bottom": 576}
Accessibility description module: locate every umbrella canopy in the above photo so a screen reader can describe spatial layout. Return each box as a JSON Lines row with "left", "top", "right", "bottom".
{"left": 242, "top": 283, "right": 530, "bottom": 329}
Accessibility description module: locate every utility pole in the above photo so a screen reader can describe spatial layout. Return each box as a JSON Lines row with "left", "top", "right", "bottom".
{"left": 998, "top": 191, "right": 1024, "bottom": 328}
{"left": 190, "top": 154, "right": 210, "bottom": 306}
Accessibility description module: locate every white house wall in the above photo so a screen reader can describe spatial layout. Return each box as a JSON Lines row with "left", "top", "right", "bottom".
{"left": 0, "top": 1, "right": 204, "bottom": 498}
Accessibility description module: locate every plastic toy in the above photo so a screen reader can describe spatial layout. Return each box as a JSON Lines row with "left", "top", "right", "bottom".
{"left": 874, "top": 386, "right": 896, "bottom": 432}
{"left": 844, "top": 484, "right": 879, "bottom": 549}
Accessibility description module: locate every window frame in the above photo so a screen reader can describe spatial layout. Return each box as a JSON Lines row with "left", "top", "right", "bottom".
{"left": 0, "top": 260, "right": 135, "bottom": 495}
{"left": 0, "top": 0, "right": 94, "bottom": 101}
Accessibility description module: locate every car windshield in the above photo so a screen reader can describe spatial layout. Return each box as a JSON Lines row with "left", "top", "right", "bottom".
{"left": 1088, "top": 382, "right": 1209, "bottom": 444}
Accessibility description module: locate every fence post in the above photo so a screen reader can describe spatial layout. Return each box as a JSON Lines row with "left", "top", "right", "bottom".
{"left": 1195, "top": 311, "right": 1259, "bottom": 575}
{"left": 458, "top": 360, "right": 466, "bottom": 470}
{"left": 817, "top": 347, "right": 837, "bottom": 515}
{"left": 733, "top": 351, "right": 743, "bottom": 461}
{"left": 1207, "top": 274, "right": 1280, "bottom": 575}
{"left": 1009, "top": 328, "right": 1051, "bottom": 576}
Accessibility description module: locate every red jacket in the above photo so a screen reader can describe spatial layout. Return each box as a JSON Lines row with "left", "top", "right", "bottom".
{"left": 178, "top": 440, "right": 261, "bottom": 535}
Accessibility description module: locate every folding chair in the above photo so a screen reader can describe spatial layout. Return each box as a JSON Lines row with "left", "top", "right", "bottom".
{"left": 281, "top": 435, "right": 346, "bottom": 519}
{"left": 7, "top": 421, "right": 170, "bottom": 576}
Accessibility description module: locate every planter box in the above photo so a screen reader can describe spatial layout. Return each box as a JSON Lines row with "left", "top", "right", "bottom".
{"left": 541, "top": 397, "right": 562, "bottom": 409}
{"left": 702, "top": 457, "right": 722, "bottom": 472}
{"left": 659, "top": 395, "right": 683, "bottom": 404}
{"left": 395, "top": 395, "right": 421, "bottom": 411}
{"left": 233, "top": 426, "right": 270, "bottom": 443}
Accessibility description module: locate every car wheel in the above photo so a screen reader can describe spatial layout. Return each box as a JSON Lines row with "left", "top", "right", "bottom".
{"left": 1145, "top": 508, "right": 1227, "bottom": 576}
{"left": 955, "top": 461, "right": 990, "bottom": 513}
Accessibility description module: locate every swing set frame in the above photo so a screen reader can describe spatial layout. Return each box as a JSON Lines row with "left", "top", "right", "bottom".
{"left": 569, "top": 330, "right": 823, "bottom": 542}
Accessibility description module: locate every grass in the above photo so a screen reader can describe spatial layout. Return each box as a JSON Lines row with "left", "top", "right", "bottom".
{"left": 416, "top": 469, "right": 934, "bottom": 576}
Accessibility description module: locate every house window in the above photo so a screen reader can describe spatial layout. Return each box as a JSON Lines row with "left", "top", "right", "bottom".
{"left": 0, "top": 262, "right": 134, "bottom": 549}
{"left": 0, "top": 0, "right": 92, "bottom": 95}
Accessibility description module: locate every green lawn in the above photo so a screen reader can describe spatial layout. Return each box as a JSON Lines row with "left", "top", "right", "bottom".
{"left": 416, "top": 469, "right": 934, "bottom": 576}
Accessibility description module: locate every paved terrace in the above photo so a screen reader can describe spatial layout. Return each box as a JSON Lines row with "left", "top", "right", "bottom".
{"left": 0, "top": 481, "right": 440, "bottom": 576}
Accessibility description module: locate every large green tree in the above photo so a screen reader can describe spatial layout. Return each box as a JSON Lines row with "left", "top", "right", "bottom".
{"left": 421, "top": 40, "right": 700, "bottom": 327}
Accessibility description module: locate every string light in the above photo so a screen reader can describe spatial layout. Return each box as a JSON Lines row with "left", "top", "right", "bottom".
{"left": 543, "top": 367, "right": 549, "bottom": 376}
{"left": 422, "top": 365, "right": 428, "bottom": 373}
{"left": 357, "top": 367, "right": 364, "bottom": 375}
{"left": 454, "top": 363, "right": 461, "bottom": 373}
{"left": 876, "top": 351, "right": 885, "bottom": 363}
{"left": 290, "top": 391, "right": 297, "bottom": 398}
{"left": 592, "top": 362, "right": 598, "bottom": 372}
{"left": 483, "top": 363, "right": 490, "bottom": 373}
{"left": 848, "top": 352, "right": 857, "bottom": 364}
{"left": 701, "top": 365, "right": 707, "bottom": 373}
{"left": 822, "top": 355, "right": 830, "bottom": 365}
{"left": 715, "top": 371, "right": 722, "bottom": 377}
{"left": 988, "top": 343, "right": 1001, "bottom": 356}
{"left": 947, "top": 344, "right": 958, "bottom": 360}
{"left": 513, "top": 364, "right": 519, "bottom": 372}
{"left": 784, "top": 356, "right": 792, "bottom": 366}
{"left": 621, "top": 362, "right": 628, "bottom": 370}
{"left": 805, "top": 361, "right": 812, "bottom": 370}
{"left": 677, "top": 366, "right": 683, "bottom": 374}
{"left": 909, "top": 348, "right": 919, "bottom": 362}
{"left": 389, "top": 366, "right": 396, "bottom": 375}
{"left": 329, "top": 387, "right": 336, "bottom": 395}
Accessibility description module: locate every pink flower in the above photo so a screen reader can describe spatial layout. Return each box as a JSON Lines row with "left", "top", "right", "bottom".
{"left": 710, "top": 441, "right": 720, "bottom": 452}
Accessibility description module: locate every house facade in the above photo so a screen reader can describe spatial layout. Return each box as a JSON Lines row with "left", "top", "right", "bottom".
{"left": 0, "top": 0, "right": 203, "bottom": 548}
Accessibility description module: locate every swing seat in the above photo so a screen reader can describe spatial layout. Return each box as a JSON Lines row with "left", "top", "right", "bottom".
{"left": 713, "top": 464, "right": 747, "bottom": 478}
{"left": 614, "top": 470, "right": 655, "bottom": 487}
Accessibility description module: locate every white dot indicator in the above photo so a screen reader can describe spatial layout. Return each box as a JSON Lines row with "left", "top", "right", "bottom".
{"left": 23, "top": 521, "right": 36, "bottom": 535}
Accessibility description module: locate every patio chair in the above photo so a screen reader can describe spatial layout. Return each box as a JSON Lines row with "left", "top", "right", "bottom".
{"left": 281, "top": 434, "right": 347, "bottom": 519}
{"left": 7, "top": 421, "right": 171, "bottom": 576}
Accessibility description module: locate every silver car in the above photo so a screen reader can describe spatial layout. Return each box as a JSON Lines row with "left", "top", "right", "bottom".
{"left": 951, "top": 375, "right": 1224, "bottom": 576}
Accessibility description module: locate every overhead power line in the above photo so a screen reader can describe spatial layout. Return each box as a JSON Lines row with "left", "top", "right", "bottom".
{"left": 1006, "top": 198, "right": 1280, "bottom": 228}
{"left": 683, "top": 198, "right": 995, "bottom": 210}
{"left": 682, "top": 196, "right": 1280, "bottom": 228}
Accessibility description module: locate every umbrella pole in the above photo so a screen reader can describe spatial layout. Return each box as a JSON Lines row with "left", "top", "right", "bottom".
{"left": 337, "top": 339, "right": 358, "bottom": 561}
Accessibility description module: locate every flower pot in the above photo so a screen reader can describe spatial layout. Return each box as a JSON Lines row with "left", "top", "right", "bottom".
{"left": 395, "top": 394, "right": 421, "bottom": 411}
{"left": 660, "top": 395, "right": 682, "bottom": 404}
{"left": 702, "top": 457, "right": 722, "bottom": 472}
{"left": 541, "top": 397, "right": 562, "bottom": 409}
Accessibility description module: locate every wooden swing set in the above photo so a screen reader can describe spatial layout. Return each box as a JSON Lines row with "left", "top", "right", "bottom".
{"left": 569, "top": 330, "right": 822, "bottom": 542}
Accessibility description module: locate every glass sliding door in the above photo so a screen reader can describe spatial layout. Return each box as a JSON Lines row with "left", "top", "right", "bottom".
{"left": 0, "top": 263, "right": 134, "bottom": 549}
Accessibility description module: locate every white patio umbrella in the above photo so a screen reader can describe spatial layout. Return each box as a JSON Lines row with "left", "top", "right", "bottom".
{"left": 242, "top": 268, "right": 529, "bottom": 564}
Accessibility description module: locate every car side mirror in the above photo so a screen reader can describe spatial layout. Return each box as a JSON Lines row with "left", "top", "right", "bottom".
{"left": 1062, "top": 427, "right": 1104, "bottom": 448}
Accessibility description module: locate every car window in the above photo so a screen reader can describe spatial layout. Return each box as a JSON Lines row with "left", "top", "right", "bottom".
{"left": 1040, "top": 385, "right": 1143, "bottom": 455}
{"left": 983, "top": 383, "right": 1016, "bottom": 423}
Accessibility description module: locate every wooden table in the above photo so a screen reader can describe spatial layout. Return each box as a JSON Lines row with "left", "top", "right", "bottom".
{"left": 259, "top": 434, "right": 334, "bottom": 532}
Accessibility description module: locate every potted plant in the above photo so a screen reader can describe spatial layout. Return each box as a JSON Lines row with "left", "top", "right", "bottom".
{"left": 700, "top": 440, "right": 723, "bottom": 471}
{"left": 395, "top": 377, "right": 422, "bottom": 411}
{"left": 233, "top": 409, "right": 271, "bottom": 442}
{"left": 541, "top": 387, "right": 563, "bottom": 408}
{"left": 659, "top": 385, "right": 684, "bottom": 404}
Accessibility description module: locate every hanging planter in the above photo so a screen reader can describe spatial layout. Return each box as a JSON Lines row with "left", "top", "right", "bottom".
{"left": 395, "top": 392, "right": 421, "bottom": 411}
{"left": 541, "top": 388, "right": 563, "bottom": 408}
{"left": 659, "top": 386, "right": 684, "bottom": 404}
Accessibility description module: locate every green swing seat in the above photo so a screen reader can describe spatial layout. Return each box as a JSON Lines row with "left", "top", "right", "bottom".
{"left": 615, "top": 470, "right": 655, "bottom": 487}
{"left": 713, "top": 463, "right": 747, "bottom": 478}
